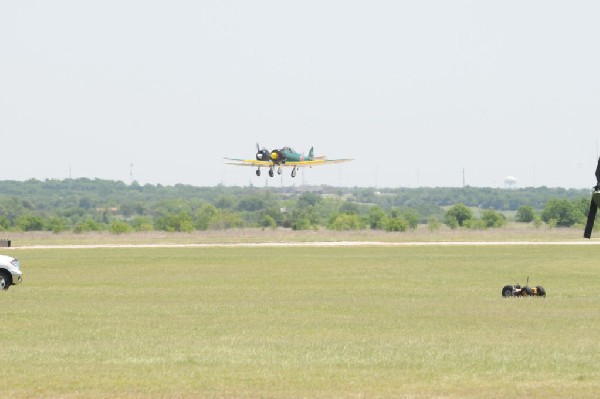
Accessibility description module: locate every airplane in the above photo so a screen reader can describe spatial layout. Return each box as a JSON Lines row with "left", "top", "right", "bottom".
{"left": 224, "top": 144, "right": 352, "bottom": 178}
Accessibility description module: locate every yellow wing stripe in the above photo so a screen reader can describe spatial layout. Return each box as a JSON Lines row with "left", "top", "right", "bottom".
{"left": 224, "top": 158, "right": 353, "bottom": 167}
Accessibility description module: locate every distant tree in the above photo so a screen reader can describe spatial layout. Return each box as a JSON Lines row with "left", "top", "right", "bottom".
{"left": 445, "top": 203, "right": 473, "bottom": 227}
{"left": 339, "top": 202, "right": 360, "bottom": 215}
{"left": 73, "top": 218, "right": 102, "bottom": 233}
{"left": 386, "top": 217, "right": 408, "bottom": 232}
{"left": 194, "top": 204, "right": 219, "bottom": 230}
{"left": 0, "top": 215, "right": 11, "bottom": 231}
{"left": 428, "top": 216, "right": 442, "bottom": 232}
{"left": 47, "top": 216, "right": 69, "bottom": 233}
{"left": 130, "top": 217, "right": 154, "bottom": 232}
{"left": 297, "top": 192, "right": 322, "bottom": 208}
{"left": 480, "top": 209, "right": 506, "bottom": 228}
{"left": 287, "top": 208, "right": 319, "bottom": 230}
{"left": 259, "top": 214, "right": 277, "bottom": 229}
{"left": 401, "top": 208, "right": 420, "bottom": 229}
{"left": 207, "top": 211, "right": 244, "bottom": 230}
{"left": 237, "top": 196, "right": 266, "bottom": 212}
{"left": 155, "top": 211, "right": 194, "bottom": 232}
{"left": 78, "top": 197, "right": 94, "bottom": 210}
{"left": 261, "top": 206, "right": 284, "bottom": 227}
{"left": 214, "top": 195, "right": 236, "bottom": 210}
{"left": 109, "top": 220, "right": 132, "bottom": 234}
{"left": 369, "top": 206, "right": 387, "bottom": 229}
{"left": 328, "top": 214, "right": 365, "bottom": 230}
{"left": 516, "top": 205, "right": 535, "bottom": 223}
{"left": 541, "top": 199, "right": 584, "bottom": 227}
{"left": 465, "top": 218, "right": 488, "bottom": 229}
{"left": 446, "top": 215, "right": 459, "bottom": 229}
{"left": 15, "top": 214, "right": 45, "bottom": 231}
{"left": 120, "top": 202, "right": 147, "bottom": 217}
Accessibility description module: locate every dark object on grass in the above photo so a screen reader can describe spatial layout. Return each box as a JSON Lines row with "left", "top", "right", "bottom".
{"left": 502, "top": 277, "right": 546, "bottom": 297}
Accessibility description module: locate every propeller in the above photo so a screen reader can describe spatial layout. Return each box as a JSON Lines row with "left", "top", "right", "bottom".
{"left": 584, "top": 198, "right": 597, "bottom": 238}
{"left": 255, "top": 143, "right": 270, "bottom": 161}
{"left": 584, "top": 157, "right": 600, "bottom": 238}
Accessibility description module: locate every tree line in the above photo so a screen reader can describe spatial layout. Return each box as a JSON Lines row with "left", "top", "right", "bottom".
{"left": 0, "top": 178, "right": 592, "bottom": 233}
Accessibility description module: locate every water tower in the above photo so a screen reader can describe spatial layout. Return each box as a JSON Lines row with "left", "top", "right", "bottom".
{"left": 504, "top": 176, "right": 517, "bottom": 189}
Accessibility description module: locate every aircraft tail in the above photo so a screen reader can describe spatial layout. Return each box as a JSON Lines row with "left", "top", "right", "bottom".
{"left": 308, "top": 147, "right": 314, "bottom": 160}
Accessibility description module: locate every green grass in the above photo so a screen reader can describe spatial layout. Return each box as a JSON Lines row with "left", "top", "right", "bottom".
{"left": 2, "top": 245, "right": 600, "bottom": 398}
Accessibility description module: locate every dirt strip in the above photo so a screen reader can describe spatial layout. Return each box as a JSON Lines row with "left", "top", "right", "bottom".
{"left": 6, "top": 241, "right": 600, "bottom": 249}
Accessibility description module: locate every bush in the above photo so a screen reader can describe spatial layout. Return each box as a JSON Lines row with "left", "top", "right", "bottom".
{"left": 109, "top": 220, "right": 132, "bottom": 234}
{"left": 155, "top": 212, "right": 194, "bottom": 232}
{"left": 541, "top": 199, "right": 584, "bottom": 227}
{"left": 446, "top": 215, "right": 459, "bottom": 229}
{"left": 73, "top": 218, "right": 102, "bottom": 233}
{"left": 445, "top": 204, "right": 472, "bottom": 227}
{"left": 386, "top": 217, "right": 408, "bottom": 232}
{"left": 402, "top": 209, "right": 420, "bottom": 230}
{"left": 15, "top": 214, "right": 45, "bottom": 231}
{"left": 131, "top": 217, "right": 154, "bottom": 232}
{"left": 328, "top": 214, "right": 365, "bottom": 230}
{"left": 369, "top": 206, "right": 387, "bottom": 229}
{"left": 428, "top": 216, "right": 442, "bottom": 232}
{"left": 481, "top": 209, "right": 506, "bottom": 228}
{"left": 516, "top": 205, "right": 535, "bottom": 223}
{"left": 47, "top": 217, "right": 69, "bottom": 233}
{"left": 259, "top": 214, "right": 277, "bottom": 229}
{"left": 207, "top": 211, "right": 244, "bottom": 230}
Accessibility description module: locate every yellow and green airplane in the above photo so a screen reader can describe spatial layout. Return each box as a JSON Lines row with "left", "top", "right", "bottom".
{"left": 225, "top": 144, "right": 352, "bottom": 178}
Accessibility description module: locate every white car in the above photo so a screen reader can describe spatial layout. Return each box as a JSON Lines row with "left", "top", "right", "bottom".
{"left": 0, "top": 254, "right": 22, "bottom": 290}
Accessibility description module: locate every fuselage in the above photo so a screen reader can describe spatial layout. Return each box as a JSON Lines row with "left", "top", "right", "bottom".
{"left": 258, "top": 146, "right": 314, "bottom": 165}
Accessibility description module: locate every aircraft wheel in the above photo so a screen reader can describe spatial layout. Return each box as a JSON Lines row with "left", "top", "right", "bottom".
{"left": 291, "top": 169, "right": 297, "bottom": 178}
{"left": 256, "top": 169, "right": 261, "bottom": 177}
{"left": 277, "top": 167, "right": 282, "bottom": 175}
{"left": 535, "top": 286, "right": 546, "bottom": 297}
{"left": 502, "top": 285, "right": 514, "bottom": 297}
{"left": 269, "top": 169, "right": 274, "bottom": 177}
{"left": 0, "top": 271, "right": 11, "bottom": 291}
{"left": 522, "top": 286, "right": 533, "bottom": 296}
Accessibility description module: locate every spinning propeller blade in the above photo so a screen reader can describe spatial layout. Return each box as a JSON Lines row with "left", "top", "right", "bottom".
{"left": 584, "top": 157, "right": 600, "bottom": 238}
{"left": 584, "top": 197, "right": 597, "bottom": 238}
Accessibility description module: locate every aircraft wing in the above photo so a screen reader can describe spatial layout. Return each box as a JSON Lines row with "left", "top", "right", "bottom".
{"left": 223, "top": 158, "right": 272, "bottom": 167}
{"left": 283, "top": 158, "right": 354, "bottom": 167}
{"left": 224, "top": 158, "right": 353, "bottom": 167}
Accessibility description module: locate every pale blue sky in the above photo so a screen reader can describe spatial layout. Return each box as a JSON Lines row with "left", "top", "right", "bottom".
{"left": 2, "top": 1, "right": 599, "bottom": 188}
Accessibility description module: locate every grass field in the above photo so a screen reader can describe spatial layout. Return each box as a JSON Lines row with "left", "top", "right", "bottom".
{"left": 2, "top": 239, "right": 600, "bottom": 397}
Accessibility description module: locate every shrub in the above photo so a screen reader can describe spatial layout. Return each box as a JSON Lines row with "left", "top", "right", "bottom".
{"left": 109, "top": 220, "right": 132, "bottom": 234}
{"left": 328, "top": 214, "right": 365, "bottom": 230}
{"left": 481, "top": 209, "right": 506, "bottom": 228}
{"left": 445, "top": 204, "right": 472, "bottom": 227}
{"left": 516, "top": 205, "right": 535, "bottom": 223}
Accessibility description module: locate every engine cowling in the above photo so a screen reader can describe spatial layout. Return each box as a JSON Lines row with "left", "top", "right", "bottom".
{"left": 256, "top": 149, "right": 270, "bottom": 161}
{"left": 270, "top": 149, "right": 286, "bottom": 163}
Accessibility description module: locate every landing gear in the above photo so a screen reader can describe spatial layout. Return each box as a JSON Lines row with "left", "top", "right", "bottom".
{"left": 257, "top": 165, "right": 291, "bottom": 178}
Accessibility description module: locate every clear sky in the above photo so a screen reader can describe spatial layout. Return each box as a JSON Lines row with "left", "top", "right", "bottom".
{"left": 2, "top": 1, "right": 599, "bottom": 189}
